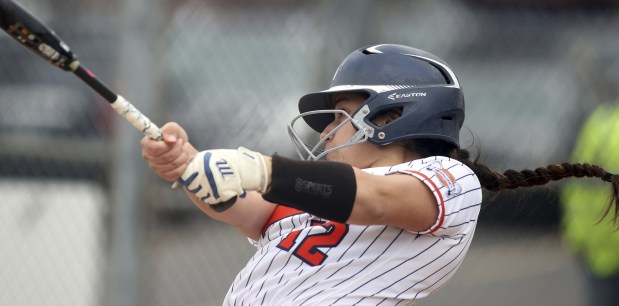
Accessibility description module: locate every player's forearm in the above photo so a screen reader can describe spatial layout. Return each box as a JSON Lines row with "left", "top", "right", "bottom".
{"left": 177, "top": 148, "right": 437, "bottom": 233}
{"left": 184, "top": 189, "right": 274, "bottom": 240}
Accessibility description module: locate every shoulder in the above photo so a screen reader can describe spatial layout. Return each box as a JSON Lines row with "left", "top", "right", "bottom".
{"left": 383, "top": 156, "right": 482, "bottom": 236}
{"left": 364, "top": 156, "right": 473, "bottom": 172}
{"left": 366, "top": 156, "right": 476, "bottom": 179}
{"left": 363, "top": 156, "right": 479, "bottom": 193}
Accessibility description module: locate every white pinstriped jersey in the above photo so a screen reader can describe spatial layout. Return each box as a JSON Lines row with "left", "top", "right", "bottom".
{"left": 223, "top": 156, "right": 482, "bottom": 305}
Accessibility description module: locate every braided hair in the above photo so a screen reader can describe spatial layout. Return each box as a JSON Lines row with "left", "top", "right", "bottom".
{"left": 408, "top": 139, "right": 619, "bottom": 224}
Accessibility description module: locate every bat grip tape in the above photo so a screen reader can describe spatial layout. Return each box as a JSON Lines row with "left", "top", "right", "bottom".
{"left": 262, "top": 155, "right": 357, "bottom": 223}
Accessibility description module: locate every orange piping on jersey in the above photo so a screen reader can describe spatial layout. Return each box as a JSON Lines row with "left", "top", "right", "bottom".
{"left": 261, "top": 205, "right": 304, "bottom": 235}
{"left": 402, "top": 170, "right": 446, "bottom": 235}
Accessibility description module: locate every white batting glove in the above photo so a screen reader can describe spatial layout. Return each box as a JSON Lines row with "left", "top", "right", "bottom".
{"left": 178, "top": 147, "right": 269, "bottom": 205}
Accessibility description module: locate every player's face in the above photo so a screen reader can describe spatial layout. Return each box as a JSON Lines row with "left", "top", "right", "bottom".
{"left": 320, "top": 93, "right": 383, "bottom": 168}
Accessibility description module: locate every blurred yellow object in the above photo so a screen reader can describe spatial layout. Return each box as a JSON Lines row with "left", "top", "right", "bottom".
{"left": 561, "top": 103, "right": 619, "bottom": 277}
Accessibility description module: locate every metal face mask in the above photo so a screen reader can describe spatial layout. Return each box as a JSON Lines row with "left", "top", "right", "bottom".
{"left": 288, "top": 105, "right": 374, "bottom": 160}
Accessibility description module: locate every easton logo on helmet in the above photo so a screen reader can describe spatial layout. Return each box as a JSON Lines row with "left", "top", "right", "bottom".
{"left": 388, "top": 92, "right": 427, "bottom": 100}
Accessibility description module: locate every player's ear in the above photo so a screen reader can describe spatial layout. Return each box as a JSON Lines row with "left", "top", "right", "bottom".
{"left": 370, "top": 107, "right": 403, "bottom": 127}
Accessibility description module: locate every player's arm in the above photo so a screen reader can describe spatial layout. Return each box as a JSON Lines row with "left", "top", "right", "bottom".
{"left": 347, "top": 169, "right": 438, "bottom": 232}
{"left": 184, "top": 191, "right": 275, "bottom": 241}
{"left": 260, "top": 155, "right": 438, "bottom": 232}
{"left": 183, "top": 149, "right": 439, "bottom": 233}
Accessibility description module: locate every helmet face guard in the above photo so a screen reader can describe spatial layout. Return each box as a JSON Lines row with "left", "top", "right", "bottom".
{"left": 289, "top": 44, "right": 465, "bottom": 161}
{"left": 288, "top": 108, "right": 371, "bottom": 160}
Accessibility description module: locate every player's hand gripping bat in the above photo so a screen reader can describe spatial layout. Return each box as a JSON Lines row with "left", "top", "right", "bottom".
{"left": 0, "top": 0, "right": 162, "bottom": 140}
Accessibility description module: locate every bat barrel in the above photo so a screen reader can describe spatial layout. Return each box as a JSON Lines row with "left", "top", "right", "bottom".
{"left": 0, "top": 0, "right": 76, "bottom": 71}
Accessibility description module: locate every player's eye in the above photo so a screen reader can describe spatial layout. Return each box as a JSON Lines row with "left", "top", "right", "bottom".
{"left": 334, "top": 108, "right": 350, "bottom": 120}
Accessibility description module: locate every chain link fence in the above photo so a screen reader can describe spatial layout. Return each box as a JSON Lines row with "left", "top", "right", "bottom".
{"left": 1, "top": 0, "right": 618, "bottom": 305}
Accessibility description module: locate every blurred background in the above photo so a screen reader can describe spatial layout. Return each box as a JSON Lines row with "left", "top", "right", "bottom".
{"left": 1, "top": 0, "right": 618, "bottom": 305}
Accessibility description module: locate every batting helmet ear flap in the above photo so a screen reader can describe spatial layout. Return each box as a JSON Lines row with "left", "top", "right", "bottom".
{"left": 366, "top": 106, "right": 404, "bottom": 127}
{"left": 360, "top": 85, "right": 464, "bottom": 146}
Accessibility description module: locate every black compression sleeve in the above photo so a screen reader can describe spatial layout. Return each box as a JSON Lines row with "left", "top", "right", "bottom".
{"left": 262, "top": 155, "right": 357, "bottom": 223}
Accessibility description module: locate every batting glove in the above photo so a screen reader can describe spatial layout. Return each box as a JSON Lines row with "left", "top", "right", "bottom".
{"left": 178, "top": 147, "right": 269, "bottom": 205}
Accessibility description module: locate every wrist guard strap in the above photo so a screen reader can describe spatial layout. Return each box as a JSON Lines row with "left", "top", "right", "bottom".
{"left": 262, "top": 155, "right": 357, "bottom": 223}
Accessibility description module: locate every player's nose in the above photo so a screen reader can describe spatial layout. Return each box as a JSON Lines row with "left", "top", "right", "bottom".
{"left": 320, "top": 123, "right": 336, "bottom": 143}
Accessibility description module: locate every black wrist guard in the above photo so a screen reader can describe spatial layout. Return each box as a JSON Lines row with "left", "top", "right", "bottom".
{"left": 262, "top": 155, "right": 357, "bottom": 223}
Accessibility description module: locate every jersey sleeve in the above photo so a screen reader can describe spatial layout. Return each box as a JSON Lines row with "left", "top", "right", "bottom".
{"left": 387, "top": 157, "right": 482, "bottom": 237}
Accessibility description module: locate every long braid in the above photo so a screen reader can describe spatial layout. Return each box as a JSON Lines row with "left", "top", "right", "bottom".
{"left": 452, "top": 148, "right": 619, "bottom": 223}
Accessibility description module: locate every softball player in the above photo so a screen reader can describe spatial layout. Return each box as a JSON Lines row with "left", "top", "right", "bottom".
{"left": 141, "top": 44, "right": 619, "bottom": 305}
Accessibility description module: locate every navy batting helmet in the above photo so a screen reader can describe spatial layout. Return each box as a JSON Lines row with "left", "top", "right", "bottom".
{"left": 288, "top": 44, "right": 465, "bottom": 160}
